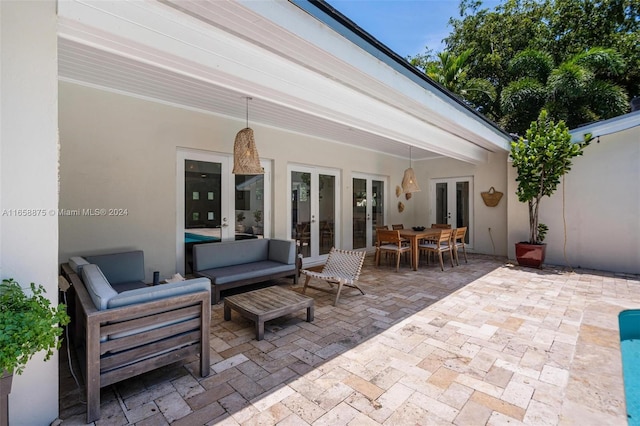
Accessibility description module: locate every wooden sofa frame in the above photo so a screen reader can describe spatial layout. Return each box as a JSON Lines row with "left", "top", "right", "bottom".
{"left": 61, "top": 264, "right": 211, "bottom": 423}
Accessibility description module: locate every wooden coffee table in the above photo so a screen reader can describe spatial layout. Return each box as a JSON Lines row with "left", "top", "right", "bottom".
{"left": 223, "top": 286, "right": 314, "bottom": 340}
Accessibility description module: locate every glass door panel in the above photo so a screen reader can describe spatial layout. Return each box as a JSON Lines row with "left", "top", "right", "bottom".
{"left": 291, "top": 171, "right": 312, "bottom": 258}
{"left": 371, "top": 179, "right": 385, "bottom": 246}
{"left": 235, "top": 174, "right": 265, "bottom": 240}
{"left": 319, "top": 174, "right": 336, "bottom": 255}
{"left": 184, "top": 159, "right": 224, "bottom": 275}
{"left": 352, "top": 178, "right": 367, "bottom": 250}
{"left": 456, "top": 181, "right": 470, "bottom": 243}
{"left": 178, "top": 152, "right": 231, "bottom": 275}
{"left": 435, "top": 182, "right": 448, "bottom": 226}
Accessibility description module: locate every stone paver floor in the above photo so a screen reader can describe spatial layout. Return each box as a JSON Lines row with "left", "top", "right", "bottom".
{"left": 58, "top": 254, "right": 640, "bottom": 425}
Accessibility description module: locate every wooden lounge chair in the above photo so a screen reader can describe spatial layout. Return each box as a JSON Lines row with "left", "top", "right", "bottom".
{"left": 301, "top": 248, "right": 366, "bottom": 306}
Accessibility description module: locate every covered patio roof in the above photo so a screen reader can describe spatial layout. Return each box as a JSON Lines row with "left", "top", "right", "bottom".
{"left": 57, "top": 0, "right": 511, "bottom": 164}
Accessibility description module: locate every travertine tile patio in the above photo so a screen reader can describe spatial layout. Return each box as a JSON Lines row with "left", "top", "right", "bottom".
{"left": 58, "top": 254, "right": 639, "bottom": 425}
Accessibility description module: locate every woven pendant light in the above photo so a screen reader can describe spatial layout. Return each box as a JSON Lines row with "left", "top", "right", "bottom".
{"left": 233, "top": 97, "right": 264, "bottom": 175}
{"left": 401, "top": 146, "right": 421, "bottom": 193}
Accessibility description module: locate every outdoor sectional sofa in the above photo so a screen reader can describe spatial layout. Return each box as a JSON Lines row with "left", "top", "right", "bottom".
{"left": 193, "top": 238, "right": 298, "bottom": 304}
{"left": 60, "top": 251, "right": 211, "bottom": 423}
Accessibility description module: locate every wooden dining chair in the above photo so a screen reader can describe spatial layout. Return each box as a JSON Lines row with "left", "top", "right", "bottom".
{"left": 451, "top": 227, "right": 468, "bottom": 265}
{"left": 418, "top": 228, "right": 454, "bottom": 271}
{"left": 431, "top": 223, "right": 452, "bottom": 229}
{"left": 375, "top": 229, "right": 412, "bottom": 272}
{"left": 391, "top": 224, "right": 410, "bottom": 247}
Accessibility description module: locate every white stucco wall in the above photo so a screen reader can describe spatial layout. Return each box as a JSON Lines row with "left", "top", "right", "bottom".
{"left": 507, "top": 124, "right": 639, "bottom": 274}
{"left": 413, "top": 152, "right": 510, "bottom": 256}
{"left": 59, "top": 82, "right": 509, "bottom": 274}
{"left": 59, "top": 83, "right": 425, "bottom": 276}
{"left": 1, "top": 1, "right": 60, "bottom": 424}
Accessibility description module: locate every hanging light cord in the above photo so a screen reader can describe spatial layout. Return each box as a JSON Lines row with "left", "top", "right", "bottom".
{"left": 245, "top": 96, "right": 253, "bottom": 128}
{"left": 409, "top": 146, "right": 412, "bottom": 168}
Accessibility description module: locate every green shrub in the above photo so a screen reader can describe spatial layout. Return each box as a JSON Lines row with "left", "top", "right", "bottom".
{"left": 0, "top": 279, "right": 70, "bottom": 374}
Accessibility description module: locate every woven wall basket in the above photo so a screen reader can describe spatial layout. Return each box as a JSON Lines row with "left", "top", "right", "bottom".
{"left": 481, "top": 187, "right": 503, "bottom": 207}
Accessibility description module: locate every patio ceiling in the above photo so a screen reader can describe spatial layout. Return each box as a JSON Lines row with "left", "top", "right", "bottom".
{"left": 57, "top": 0, "right": 511, "bottom": 164}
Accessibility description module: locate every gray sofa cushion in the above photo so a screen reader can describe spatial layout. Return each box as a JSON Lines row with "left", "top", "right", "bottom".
{"left": 107, "top": 278, "right": 211, "bottom": 309}
{"left": 193, "top": 239, "right": 269, "bottom": 271}
{"left": 81, "top": 264, "right": 118, "bottom": 310}
{"left": 85, "top": 250, "right": 145, "bottom": 285}
{"left": 198, "top": 261, "right": 295, "bottom": 285}
{"left": 69, "top": 256, "right": 90, "bottom": 274}
{"left": 268, "top": 239, "right": 296, "bottom": 265}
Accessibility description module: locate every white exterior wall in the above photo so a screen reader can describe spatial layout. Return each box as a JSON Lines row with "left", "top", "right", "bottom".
{"left": 508, "top": 124, "right": 639, "bottom": 274}
{"left": 59, "top": 82, "right": 509, "bottom": 275}
{"left": 0, "top": 1, "right": 61, "bottom": 424}
{"left": 412, "top": 152, "right": 510, "bottom": 256}
{"left": 59, "top": 83, "right": 429, "bottom": 275}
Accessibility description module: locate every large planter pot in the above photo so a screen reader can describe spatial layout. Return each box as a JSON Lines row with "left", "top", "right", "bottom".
{"left": 515, "top": 242, "right": 546, "bottom": 268}
{"left": 1, "top": 370, "right": 12, "bottom": 426}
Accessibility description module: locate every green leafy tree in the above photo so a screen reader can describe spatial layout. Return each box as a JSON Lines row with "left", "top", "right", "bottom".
{"left": 438, "top": 0, "right": 639, "bottom": 131}
{"left": 510, "top": 110, "right": 591, "bottom": 244}
{"left": 444, "top": 0, "right": 551, "bottom": 120}
{"left": 501, "top": 48, "right": 628, "bottom": 134}
{"left": 409, "top": 48, "right": 496, "bottom": 114}
{"left": 547, "top": 0, "right": 640, "bottom": 96}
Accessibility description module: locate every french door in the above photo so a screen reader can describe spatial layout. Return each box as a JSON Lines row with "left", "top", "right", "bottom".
{"left": 430, "top": 177, "right": 473, "bottom": 246}
{"left": 177, "top": 149, "right": 271, "bottom": 274}
{"left": 288, "top": 165, "right": 340, "bottom": 265}
{"left": 352, "top": 174, "right": 386, "bottom": 251}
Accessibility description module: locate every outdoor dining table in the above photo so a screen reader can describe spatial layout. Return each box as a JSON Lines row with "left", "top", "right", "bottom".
{"left": 398, "top": 228, "right": 442, "bottom": 270}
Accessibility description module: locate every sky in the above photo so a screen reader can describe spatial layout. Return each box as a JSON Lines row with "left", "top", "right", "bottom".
{"left": 328, "top": 0, "right": 502, "bottom": 58}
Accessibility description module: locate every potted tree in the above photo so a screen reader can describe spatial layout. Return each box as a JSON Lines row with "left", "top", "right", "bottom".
{"left": 236, "top": 211, "right": 246, "bottom": 233}
{"left": 0, "top": 278, "right": 69, "bottom": 424}
{"left": 252, "top": 209, "right": 263, "bottom": 236}
{"left": 510, "top": 109, "right": 591, "bottom": 268}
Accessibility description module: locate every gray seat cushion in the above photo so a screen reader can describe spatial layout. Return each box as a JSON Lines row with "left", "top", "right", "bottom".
{"left": 108, "top": 277, "right": 210, "bottom": 309}
{"left": 198, "top": 261, "right": 295, "bottom": 285}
